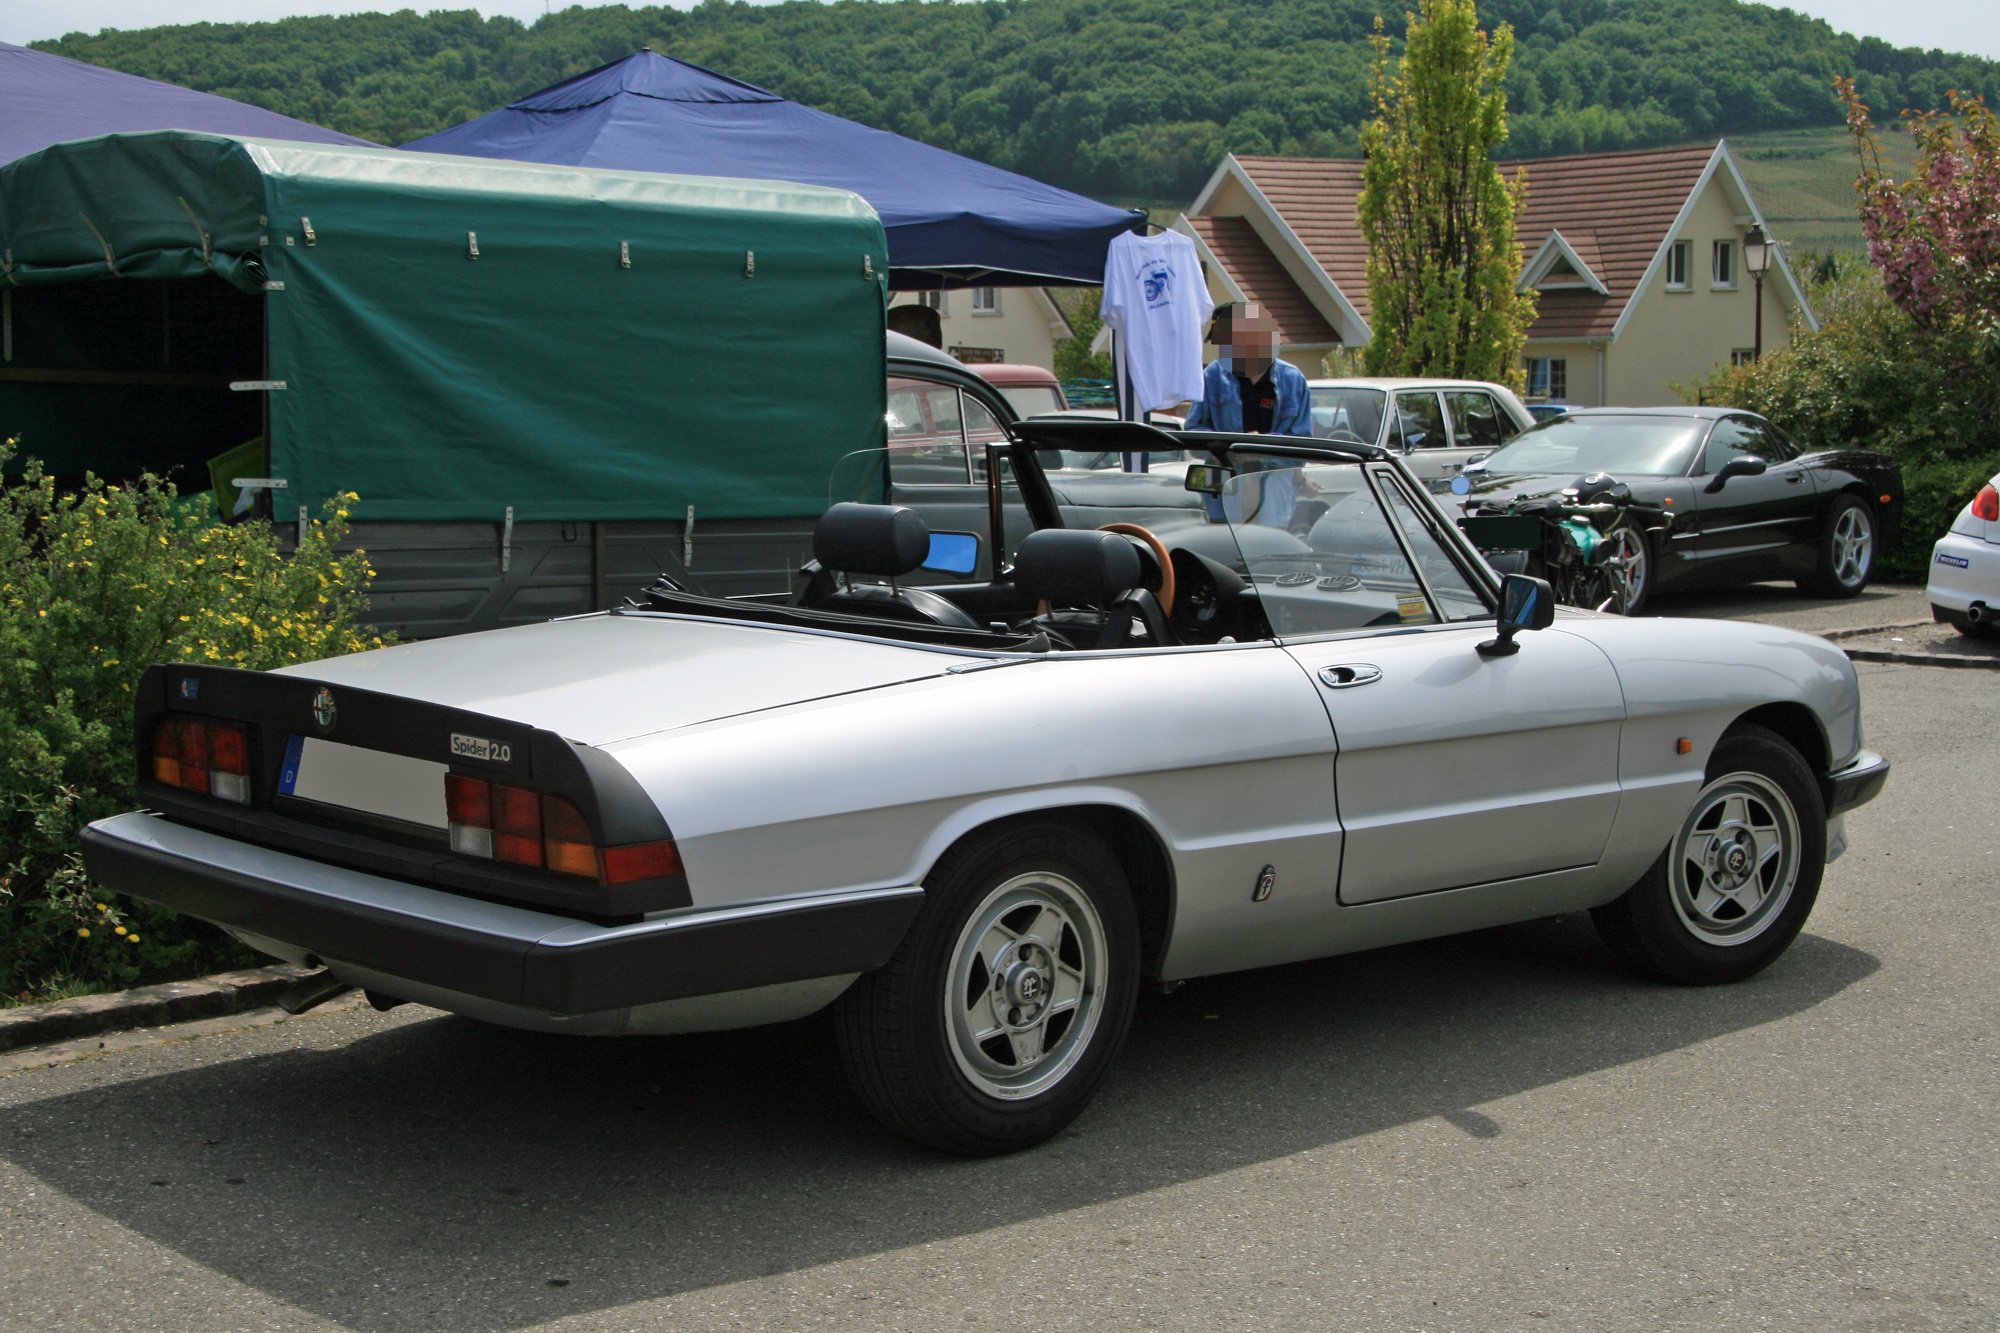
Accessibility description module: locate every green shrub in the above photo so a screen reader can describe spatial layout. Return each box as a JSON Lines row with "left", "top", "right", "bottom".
{"left": 1687, "top": 268, "right": 2000, "bottom": 582}
{"left": 0, "top": 454, "right": 389, "bottom": 1001}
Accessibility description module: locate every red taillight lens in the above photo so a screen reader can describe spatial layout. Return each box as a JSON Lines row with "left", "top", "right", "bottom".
{"left": 492, "top": 782, "right": 542, "bottom": 866}
{"left": 445, "top": 773, "right": 494, "bottom": 857}
{"left": 542, "top": 796, "right": 597, "bottom": 878}
{"left": 600, "top": 840, "right": 683, "bottom": 885}
{"left": 150, "top": 717, "right": 248, "bottom": 803}
{"left": 208, "top": 725, "right": 247, "bottom": 776}
{"left": 1973, "top": 484, "right": 1998, "bottom": 522}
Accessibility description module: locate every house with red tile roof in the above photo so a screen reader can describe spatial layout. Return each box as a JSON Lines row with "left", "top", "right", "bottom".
{"left": 1175, "top": 142, "right": 1817, "bottom": 406}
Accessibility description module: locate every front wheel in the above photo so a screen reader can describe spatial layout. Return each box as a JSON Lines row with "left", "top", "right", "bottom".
{"left": 833, "top": 819, "right": 1140, "bottom": 1155}
{"left": 1598, "top": 520, "right": 1652, "bottom": 615}
{"left": 1798, "top": 495, "right": 1875, "bottom": 598}
{"left": 1592, "top": 724, "right": 1826, "bottom": 984}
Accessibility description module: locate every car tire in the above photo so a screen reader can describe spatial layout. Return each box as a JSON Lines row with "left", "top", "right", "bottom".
{"left": 1591, "top": 724, "right": 1826, "bottom": 985}
{"left": 1600, "top": 518, "right": 1652, "bottom": 616}
{"left": 833, "top": 818, "right": 1141, "bottom": 1155}
{"left": 1797, "top": 495, "right": 1876, "bottom": 598}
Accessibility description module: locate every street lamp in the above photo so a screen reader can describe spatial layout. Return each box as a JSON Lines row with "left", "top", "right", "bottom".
{"left": 1742, "top": 224, "right": 1774, "bottom": 360}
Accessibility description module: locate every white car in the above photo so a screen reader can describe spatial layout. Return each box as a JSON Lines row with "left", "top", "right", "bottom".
{"left": 1927, "top": 471, "right": 2000, "bottom": 636}
{"left": 1307, "top": 378, "right": 1537, "bottom": 489}
{"left": 82, "top": 420, "right": 1889, "bottom": 1156}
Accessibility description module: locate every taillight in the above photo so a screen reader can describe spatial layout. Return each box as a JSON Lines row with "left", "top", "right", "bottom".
{"left": 1973, "top": 484, "right": 1998, "bottom": 522}
{"left": 443, "top": 773, "right": 681, "bottom": 885}
{"left": 150, "top": 716, "right": 250, "bottom": 803}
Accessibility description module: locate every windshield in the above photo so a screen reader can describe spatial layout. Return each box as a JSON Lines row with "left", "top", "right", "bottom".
{"left": 999, "top": 384, "right": 1065, "bottom": 418}
{"left": 1309, "top": 387, "right": 1387, "bottom": 444}
{"left": 1479, "top": 415, "right": 1704, "bottom": 476}
{"left": 1199, "top": 453, "right": 1491, "bottom": 635}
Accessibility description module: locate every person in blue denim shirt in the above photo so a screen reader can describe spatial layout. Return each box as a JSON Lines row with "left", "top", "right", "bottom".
{"left": 1186, "top": 303, "right": 1314, "bottom": 525}
{"left": 1185, "top": 303, "right": 1313, "bottom": 437}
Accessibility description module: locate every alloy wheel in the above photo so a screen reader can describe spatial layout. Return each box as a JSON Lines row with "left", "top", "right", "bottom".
{"left": 1831, "top": 505, "right": 1873, "bottom": 588}
{"left": 1670, "top": 771, "right": 1801, "bottom": 946}
{"left": 946, "top": 872, "right": 1107, "bottom": 1100}
{"left": 1599, "top": 526, "right": 1648, "bottom": 614}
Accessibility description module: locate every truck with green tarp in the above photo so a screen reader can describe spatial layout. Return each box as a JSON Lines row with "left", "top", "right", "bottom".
{"left": 0, "top": 131, "right": 908, "bottom": 634}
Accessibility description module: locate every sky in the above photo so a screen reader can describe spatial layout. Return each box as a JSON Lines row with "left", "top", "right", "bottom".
{"left": 2, "top": 0, "right": 1997, "bottom": 60}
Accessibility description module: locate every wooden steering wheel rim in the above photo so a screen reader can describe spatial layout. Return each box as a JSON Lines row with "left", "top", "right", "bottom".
{"left": 1097, "top": 522, "right": 1176, "bottom": 617}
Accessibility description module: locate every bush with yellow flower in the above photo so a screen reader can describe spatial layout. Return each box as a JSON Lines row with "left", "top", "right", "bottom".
{"left": 0, "top": 444, "right": 389, "bottom": 1002}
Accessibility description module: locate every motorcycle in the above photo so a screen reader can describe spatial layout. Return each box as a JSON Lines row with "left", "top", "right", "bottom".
{"left": 1451, "top": 471, "right": 1667, "bottom": 616}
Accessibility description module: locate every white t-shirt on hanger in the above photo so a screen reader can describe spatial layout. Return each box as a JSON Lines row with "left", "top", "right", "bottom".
{"left": 1100, "top": 229, "right": 1214, "bottom": 412}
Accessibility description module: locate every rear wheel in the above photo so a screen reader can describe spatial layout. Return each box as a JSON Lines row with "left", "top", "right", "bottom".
{"left": 1798, "top": 496, "right": 1875, "bottom": 598}
{"left": 834, "top": 819, "right": 1140, "bottom": 1155}
{"left": 1592, "top": 724, "right": 1826, "bottom": 984}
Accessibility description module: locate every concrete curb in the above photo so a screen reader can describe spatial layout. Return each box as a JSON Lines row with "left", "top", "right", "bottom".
{"left": 1842, "top": 647, "right": 2000, "bottom": 670}
{"left": 0, "top": 964, "right": 311, "bottom": 1053}
{"left": 1813, "top": 619, "right": 1935, "bottom": 641}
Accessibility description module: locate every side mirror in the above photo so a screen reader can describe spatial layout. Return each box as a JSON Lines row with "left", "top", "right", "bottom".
{"left": 922, "top": 531, "right": 980, "bottom": 576}
{"left": 1184, "top": 463, "right": 1233, "bottom": 496}
{"left": 1478, "top": 574, "right": 1556, "bottom": 657}
{"left": 1704, "top": 455, "right": 1768, "bottom": 493}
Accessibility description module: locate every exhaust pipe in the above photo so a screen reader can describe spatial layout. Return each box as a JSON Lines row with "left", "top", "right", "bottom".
{"left": 275, "top": 969, "right": 355, "bottom": 1015}
{"left": 1969, "top": 602, "right": 1991, "bottom": 624}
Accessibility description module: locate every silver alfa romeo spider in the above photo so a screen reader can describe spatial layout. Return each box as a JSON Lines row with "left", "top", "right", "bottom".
{"left": 83, "top": 421, "right": 1889, "bottom": 1155}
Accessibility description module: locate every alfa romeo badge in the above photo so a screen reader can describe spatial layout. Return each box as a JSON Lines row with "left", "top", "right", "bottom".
{"left": 311, "top": 686, "right": 337, "bottom": 732}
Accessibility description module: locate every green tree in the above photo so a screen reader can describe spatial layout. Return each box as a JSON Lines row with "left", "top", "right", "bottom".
{"left": 1357, "top": 0, "right": 1537, "bottom": 384}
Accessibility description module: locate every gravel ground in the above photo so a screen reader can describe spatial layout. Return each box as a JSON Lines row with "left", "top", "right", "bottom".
{"left": 1, "top": 659, "right": 1994, "bottom": 1333}
{"left": 1643, "top": 580, "right": 1931, "bottom": 633}
{"left": 1836, "top": 619, "right": 2000, "bottom": 663}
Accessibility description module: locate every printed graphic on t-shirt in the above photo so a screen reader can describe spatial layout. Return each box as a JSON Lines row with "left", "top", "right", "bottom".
{"left": 1142, "top": 262, "right": 1175, "bottom": 307}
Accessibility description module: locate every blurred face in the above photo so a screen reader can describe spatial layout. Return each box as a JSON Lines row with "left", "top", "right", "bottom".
{"left": 1216, "top": 305, "right": 1278, "bottom": 376}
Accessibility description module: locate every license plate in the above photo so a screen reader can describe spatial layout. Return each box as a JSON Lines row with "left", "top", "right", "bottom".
{"left": 278, "top": 735, "right": 448, "bottom": 828}
{"left": 1459, "top": 515, "right": 1542, "bottom": 550}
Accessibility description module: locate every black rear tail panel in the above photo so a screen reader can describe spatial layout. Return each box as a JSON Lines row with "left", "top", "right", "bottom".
{"left": 133, "top": 663, "right": 689, "bottom": 919}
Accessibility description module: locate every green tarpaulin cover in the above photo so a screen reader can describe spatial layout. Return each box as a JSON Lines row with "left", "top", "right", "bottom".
{"left": 0, "top": 131, "right": 889, "bottom": 520}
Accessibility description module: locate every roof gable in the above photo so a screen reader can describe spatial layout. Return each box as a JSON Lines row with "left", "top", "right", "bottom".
{"left": 1209, "top": 144, "right": 1724, "bottom": 341}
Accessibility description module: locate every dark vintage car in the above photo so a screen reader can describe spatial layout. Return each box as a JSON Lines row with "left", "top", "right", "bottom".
{"left": 1455, "top": 407, "right": 1902, "bottom": 614}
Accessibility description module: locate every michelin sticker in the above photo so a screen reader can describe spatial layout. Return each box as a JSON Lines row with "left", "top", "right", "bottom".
{"left": 1936, "top": 553, "right": 1970, "bottom": 568}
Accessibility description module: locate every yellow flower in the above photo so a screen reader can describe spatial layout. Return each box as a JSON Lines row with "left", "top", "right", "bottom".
{"left": 127, "top": 935, "right": 140, "bottom": 944}
{"left": 114, "top": 925, "right": 127, "bottom": 935}
{"left": 77, "top": 927, "right": 90, "bottom": 938}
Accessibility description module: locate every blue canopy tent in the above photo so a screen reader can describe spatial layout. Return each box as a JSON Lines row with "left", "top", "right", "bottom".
{"left": 0, "top": 42, "right": 373, "bottom": 164}
{"left": 404, "top": 51, "right": 1142, "bottom": 289}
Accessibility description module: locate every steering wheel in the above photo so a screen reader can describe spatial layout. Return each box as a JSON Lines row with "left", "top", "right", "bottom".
{"left": 1097, "top": 522, "right": 1176, "bottom": 616}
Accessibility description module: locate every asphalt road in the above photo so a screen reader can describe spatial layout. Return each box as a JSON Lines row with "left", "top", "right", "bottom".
{"left": 3, "top": 638, "right": 1995, "bottom": 1332}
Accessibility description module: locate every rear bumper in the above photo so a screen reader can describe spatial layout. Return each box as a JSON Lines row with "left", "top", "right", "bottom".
{"left": 1826, "top": 749, "right": 1890, "bottom": 818}
{"left": 82, "top": 812, "right": 923, "bottom": 1016}
{"left": 1926, "top": 531, "right": 2000, "bottom": 613}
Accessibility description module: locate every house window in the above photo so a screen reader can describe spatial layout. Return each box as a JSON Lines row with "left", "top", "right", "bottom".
{"left": 1730, "top": 349, "right": 1757, "bottom": 367}
{"left": 1666, "top": 241, "right": 1691, "bottom": 290}
{"left": 970, "top": 287, "right": 1000, "bottom": 315}
{"left": 1712, "top": 240, "right": 1736, "bottom": 289}
{"left": 1523, "top": 357, "right": 1567, "bottom": 400}
{"left": 918, "top": 290, "right": 948, "bottom": 316}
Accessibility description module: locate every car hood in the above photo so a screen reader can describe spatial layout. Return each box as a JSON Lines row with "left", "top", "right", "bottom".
{"left": 273, "top": 613, "right": 956, "bottom": 747}
{"left": 1456, "top": 470, "right": 1584, "bottom": 506}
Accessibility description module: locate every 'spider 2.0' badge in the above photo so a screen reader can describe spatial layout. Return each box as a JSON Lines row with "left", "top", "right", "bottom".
{"left": 310, "top": 686, "right": 337, "bottom": 732}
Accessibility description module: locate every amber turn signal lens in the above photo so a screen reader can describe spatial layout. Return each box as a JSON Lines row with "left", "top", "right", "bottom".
{"left": 541, "top": 796, "right": 597, "bottom": 878}
{"left": 1676, "top": 738, "right": 1693, "bottom": 755}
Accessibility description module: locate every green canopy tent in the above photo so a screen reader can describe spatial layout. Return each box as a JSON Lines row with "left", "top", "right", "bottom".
{"left": 0, "top": 131, "right": 890, "bottom": 521}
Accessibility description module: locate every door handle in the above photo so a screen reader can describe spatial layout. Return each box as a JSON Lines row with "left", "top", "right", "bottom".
{"left": 1785, "top": 474, "right": 1804, "bottom": 484}
{"left": 1319, "top": 663, "right": 1382, "bottom": 689}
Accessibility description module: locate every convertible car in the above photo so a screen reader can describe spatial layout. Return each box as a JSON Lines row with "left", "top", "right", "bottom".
{"left": 82, "top": 420, "right": 1889, "bottom": 1155}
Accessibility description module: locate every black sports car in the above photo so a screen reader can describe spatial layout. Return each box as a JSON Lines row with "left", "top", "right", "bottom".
{"left": 1453, "top": 407, "right": 1902, "bottom": 615}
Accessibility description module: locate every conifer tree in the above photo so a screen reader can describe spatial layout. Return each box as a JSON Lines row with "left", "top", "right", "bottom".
{"left": 1358, "top": 0, "right": 1537, "bottom": 384}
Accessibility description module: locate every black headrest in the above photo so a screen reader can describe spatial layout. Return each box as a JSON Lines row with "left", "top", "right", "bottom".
{"left": 1011, "top": 529, "right": 1142, "bottom": 607}
{"left": 814, "top": 503, "right": 930, "bottom": 577}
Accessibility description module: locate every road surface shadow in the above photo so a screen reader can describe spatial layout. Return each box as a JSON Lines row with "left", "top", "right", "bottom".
{"left": 0, "top": 915, "right": 1876, "bottom": 1332}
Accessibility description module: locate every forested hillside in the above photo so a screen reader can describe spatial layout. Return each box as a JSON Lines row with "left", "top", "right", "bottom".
{"left": 36, "top": 0, "right": 2000, "bottom": 203}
